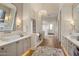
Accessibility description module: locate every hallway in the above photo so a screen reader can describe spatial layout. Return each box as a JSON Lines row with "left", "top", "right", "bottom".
{"left": 40, "top": 35, "right": 61, "bottom": 48}
{"left": 0, "top": 3, "right": 78, "bottom": 56}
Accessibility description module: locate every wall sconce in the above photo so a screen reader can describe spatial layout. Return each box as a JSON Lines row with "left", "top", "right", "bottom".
{"left": 65, "top": 18, "right": 74, "bottom": 25}
{"left": 5, "top": 16, "right": 9, "bottom": 21}
{"left": 70, "top": 20, "right": 74, "bottom": 25}
{"left": 16, "top": 17, "right": 21, "bottom": 27}
{"left": 5, "top": 15, "right": 12, "bottom": 22}
{"left": 38, "top": 10, "right": 47, "bottom": 16}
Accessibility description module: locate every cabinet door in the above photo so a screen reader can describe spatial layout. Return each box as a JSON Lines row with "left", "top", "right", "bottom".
{"left": 7, "top": 42, "right": 17, "bottom": 56}
{"left": 23, "top": 37, "right": 31, "bottom": 52}
{"left": 27, "top": 37, "right": 31, "bottom": 49}
{"left": 23, "top": 38, "right": 28, "bottom": 52}
{"left": 16, "top": 40, "right": 24, "bottom": 56}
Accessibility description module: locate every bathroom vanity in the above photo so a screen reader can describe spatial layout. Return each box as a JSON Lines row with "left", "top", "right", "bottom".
{"left": 62, "top": 34, "right": 79, "bottom": 56}
{"left": 0, "top": 32, "right": 43, "bottom": 56}
{"left": 0, "top": 33, "right": 32, "bottom": 56}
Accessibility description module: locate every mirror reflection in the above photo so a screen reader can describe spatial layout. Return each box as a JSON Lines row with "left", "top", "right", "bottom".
{"left": 0, "top": 3, "right": 16, "bottom": 32}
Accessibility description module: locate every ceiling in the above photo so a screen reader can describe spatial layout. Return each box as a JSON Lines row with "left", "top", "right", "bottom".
{"left": 28, "top": 3, "right": 60, "bottom": 22}
{"left": 14, "top": 3, "right": 73, "bottom": 22}
{"left": 30, "top": 3, "right": 60, "bottom": 16}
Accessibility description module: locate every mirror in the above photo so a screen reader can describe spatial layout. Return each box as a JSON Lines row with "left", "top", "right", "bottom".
{"left": 0, "top": 3, "right": 16, "bottom": 32}
{"left": 73, "top": 4, "right": 79, "bottom": 33}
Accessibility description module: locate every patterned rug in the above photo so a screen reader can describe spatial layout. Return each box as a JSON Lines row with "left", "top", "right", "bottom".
{"left": 32, "top": 46, "right": 64, "bottom": 56}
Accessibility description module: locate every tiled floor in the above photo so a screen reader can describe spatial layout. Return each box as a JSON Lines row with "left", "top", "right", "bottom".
{"left": 31, "top": 35, "right": 64, "bottom": 56}
{"left": 40, "top": 35, "right": 61, "bottom": 48}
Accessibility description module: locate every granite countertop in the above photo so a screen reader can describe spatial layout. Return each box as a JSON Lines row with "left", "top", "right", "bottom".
{"left": 0, "top": 34, "right": 31, "bottom": 47}
{"left": 63, "top": 35, "right": 79, "bottom": 47}
{"left": 0, "top": 33, "right": 42, "bottom": 48}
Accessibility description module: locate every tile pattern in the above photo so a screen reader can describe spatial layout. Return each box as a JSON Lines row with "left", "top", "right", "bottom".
{"left": 32, "top": 46, "right": 64, "bottom": 56}
{"left": 32, "top": 35, "right": 64, "bottom": 56}
{"left": 40, "top": 35, "right": 61, "bottom": 48}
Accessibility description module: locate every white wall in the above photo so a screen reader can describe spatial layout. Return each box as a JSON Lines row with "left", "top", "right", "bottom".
{"left": 23, "top": 4, "right": 34, "bottom": 34}
{"left": 73, "top": 4, "right": 79, "bottom": 33}
{"left": 61, "top": 5, "right": 73, "bottom": 36}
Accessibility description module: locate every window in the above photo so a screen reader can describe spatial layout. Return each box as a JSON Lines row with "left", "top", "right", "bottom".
{"left": 49, "top": 24, "right": 53, "bottom": 30}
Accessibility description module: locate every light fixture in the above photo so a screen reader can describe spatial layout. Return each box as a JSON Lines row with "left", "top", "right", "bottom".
{"left": 39, "top": 10, "right": 47, "bottom": 16}
{"left": 16, "top": 17, "right": 21, "bottom": 27}
{"left": 70, "top": 20, "right": 74, "bottom": 25}
{"left": 5, "top": 16, "right": 9, "bottom": 21}
{"left": 65, "top": 18, "right": 74, "bottom": 25}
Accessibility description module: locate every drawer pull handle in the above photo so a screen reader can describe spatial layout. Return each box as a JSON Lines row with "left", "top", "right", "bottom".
{"left": 16, "top": 41, "right": 19, "bottom": 43}
{"left": 1, "top": 48, "right": 4, "bottom": 50}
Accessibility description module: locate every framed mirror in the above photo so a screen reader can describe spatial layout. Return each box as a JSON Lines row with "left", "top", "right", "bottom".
{"left": 0, "top": 3, "right": 16, "bottom": 32}
{"left": 73, "top": 4, "right": 79, "bottom": 33}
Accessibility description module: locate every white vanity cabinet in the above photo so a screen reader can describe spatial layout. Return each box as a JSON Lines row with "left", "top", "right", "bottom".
{"left": 67, "top": 40, "right": 76, "bottom": 56}
{"left": 6, "top": 38, "right": 31, "bottom": 56}
{"left": 0, "top": 35, "right": 32, "bottom": 56}
{"left": 67, "top": 41, "right": 73, "bottom": 56}
{"left": 6, "top": 42, "right": 17, "bottom": 56}
{"left": 23, "top": 37, "right": 31, "bottom": 52}
{"left": 27, "top": 37, "right": 31, "bottom": 49}
{"left": 62, "top": 36, "right": 77, "bottom": 56}
{"left": 16, "top": 40, "right": 24, "bottom": 56}
{"left": 0, "top": 42, "right": 17, "bottom": 56}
